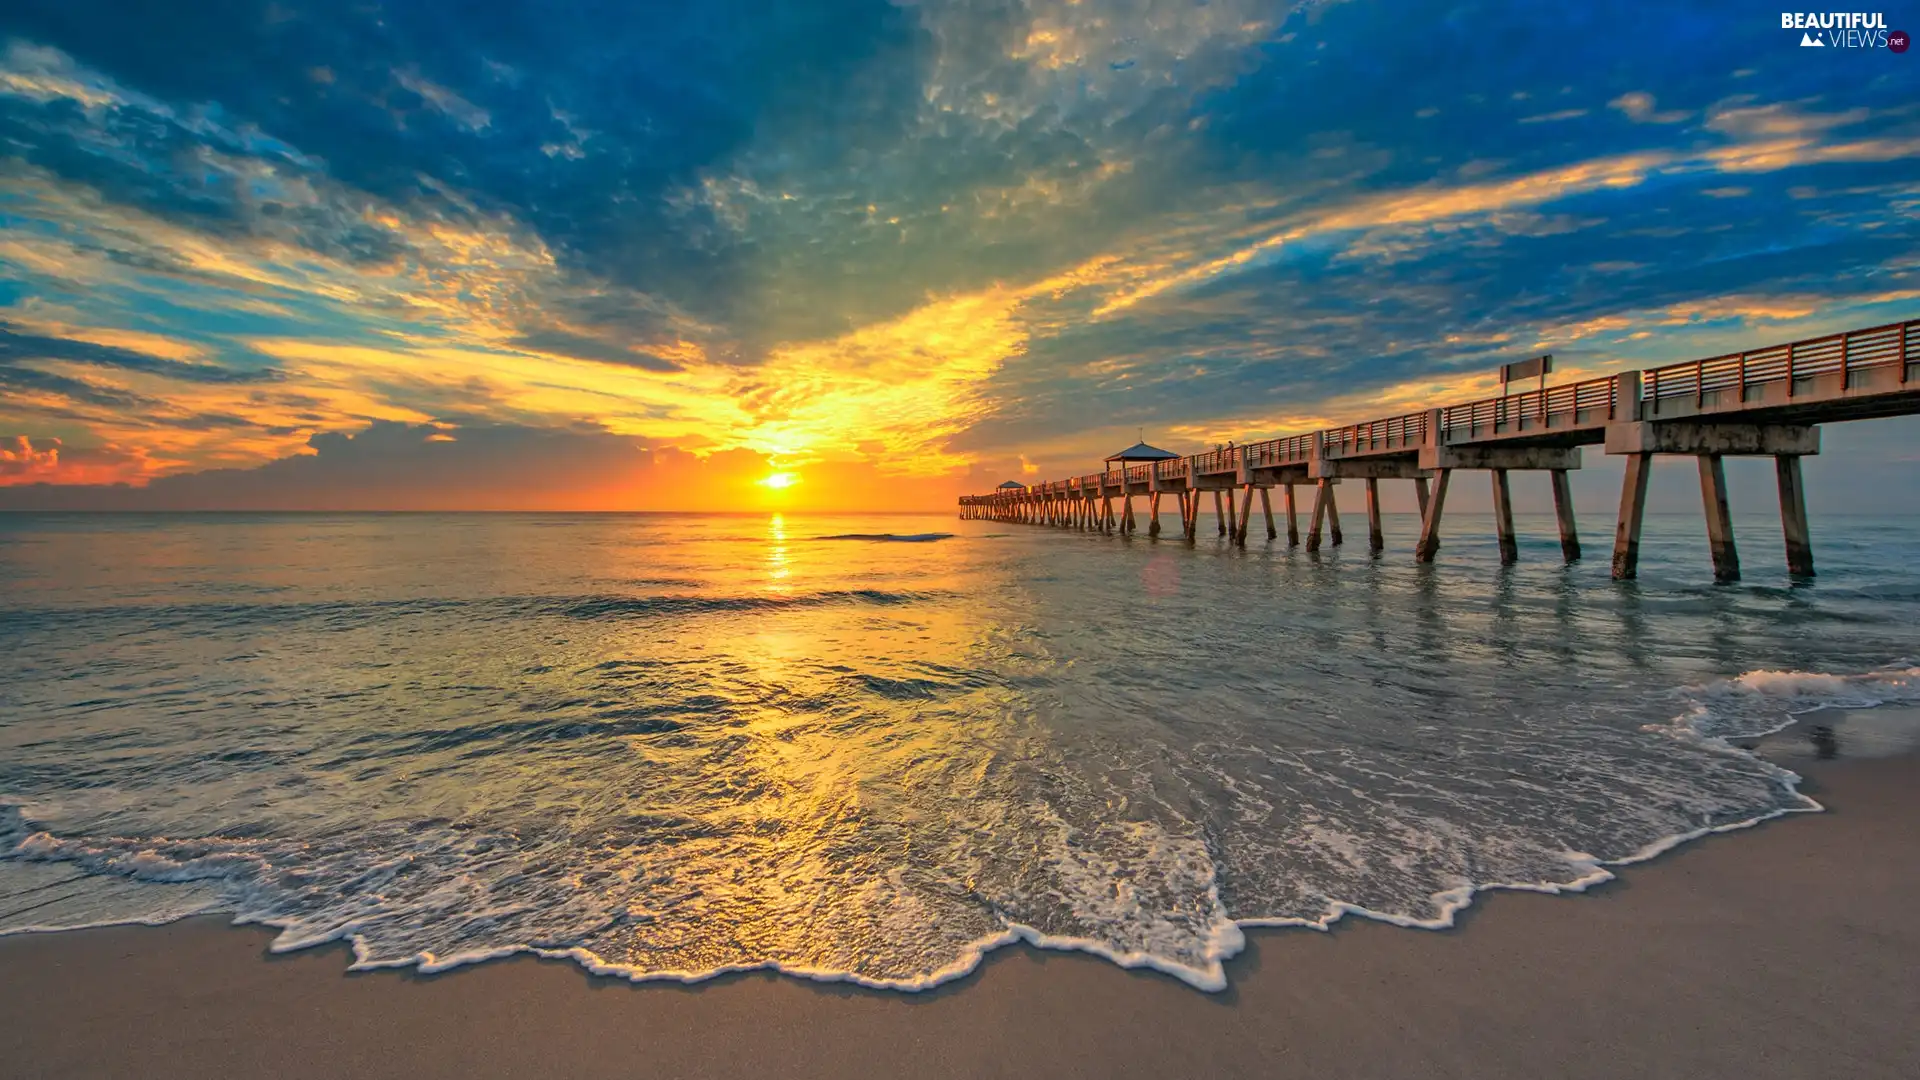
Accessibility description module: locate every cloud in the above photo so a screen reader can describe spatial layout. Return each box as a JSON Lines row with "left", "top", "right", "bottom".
{"left": 0, "top": 434, "right": 161, "bottom": 485}
{"left": 393, "top": 68, "right": 491, "bottom": 132}
{"left": 3, "top": 2, "right": 1919, "bottom": 509}
{"left": 0, "top": 322, "right": 274, "bottom": 383}
{"left": 1608, "top": 91, "right": 1690, "bottom": 124}
{"left": 0, "top": 419, "right": 971, "bottom": 511}
{"left": 506, "top": 329, "right": 685, "bottom": 372}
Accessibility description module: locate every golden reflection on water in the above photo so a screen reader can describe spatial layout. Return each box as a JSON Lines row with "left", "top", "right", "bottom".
{"left": 764, "top": 512, "right": 791, "bottom": 589}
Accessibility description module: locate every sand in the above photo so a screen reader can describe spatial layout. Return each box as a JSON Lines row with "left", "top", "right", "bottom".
{"left": 3, "top": 752, "right": 1917, "bottom": 1080}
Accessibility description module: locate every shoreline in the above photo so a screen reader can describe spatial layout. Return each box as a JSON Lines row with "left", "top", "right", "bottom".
{"left": 4, "top": 751, "right": 1916, "bottom": 1079}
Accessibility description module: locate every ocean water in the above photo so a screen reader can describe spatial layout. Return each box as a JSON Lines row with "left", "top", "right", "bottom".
{"left": 3, "top": 509, "right": 1919, "bottom": 991}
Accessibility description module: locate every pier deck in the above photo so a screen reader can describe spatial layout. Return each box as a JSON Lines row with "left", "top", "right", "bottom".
{"left": 961, "top": 317, "right": 1919, "bottom": 580}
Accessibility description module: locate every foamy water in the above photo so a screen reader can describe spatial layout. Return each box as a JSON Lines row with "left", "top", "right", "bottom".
{"left": 3, "top": 511, "right": 1918, "bottom": 991}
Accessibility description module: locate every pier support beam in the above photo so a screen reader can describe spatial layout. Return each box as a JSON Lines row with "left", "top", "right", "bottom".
{"left": 1365, "top": 478, "right": 1384, "bottom": 554}
{"left": 1491, "top": 468, "right": 1517, "bottom": 565}
{"left": 1414, "top": 476, "right": 1430, "bottom": 520}
{"left": 1698, "top": 454, "right": 1740, "bottom": 583}
{"left": 1260, "top": 487, "right": 1277, "bottom": 540}
{"left": 1605, "top": 421, "right": 1819, "bottom": 457}
{"left": 1213, "top": 491, "right": 1227, "bottom": 536}
{"left": 1235, "top": 486, "right": 1254, "bottom": 546}
{"left": 1183, "top": 491, "right": 1198, "bottom": 542}
{"left": 1776, "top": 455, "right": 1815, "bottom": 578}
{"left": 1611, "top": 452, "right": 1652, "bottom": 580}
{"left": 1284, "top": 485, "right": 1300, "bottom": 547}
{"left": 1326, "top": 482, "right": 1343, "bottom": 547}
{"left": 1415, "top": 469, "right": 1451, "bottom": 563}
{"left": 1148, "top": 493, "right": 1162, "bottom": 537}
{"left": 1550, "top": 469, "right": 1581, "bottom": 563}
{"left": 1121, "top": 493, "right": 1135, "bottom": 535}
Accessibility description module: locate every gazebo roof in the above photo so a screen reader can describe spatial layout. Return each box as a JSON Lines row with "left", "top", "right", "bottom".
{"left": 1103, "top": 441, "right": 1179, "bottom": 463}
{"left": 996, "top": 480, "right": 1027, "bottom": 490}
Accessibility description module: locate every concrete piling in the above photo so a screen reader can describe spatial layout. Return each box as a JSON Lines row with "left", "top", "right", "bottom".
{"left": 1776, "top": 454, "right": 1815, "bottom": 578}
{"left": 1260, "top": 487, "right": 1277, "bottom": 540}
{"left": 1307, "top": 481, "right": 1329, "bottom": 552}
{"left": 1491, "top": 468, "right": 1517, "bottom": 565}
{"left": 1365, "top": 478, "right": 1384, "bottom": 554}
{"left": 1550, "top": 468, "right": 1580, "bottom": 563}
{"left": 1415, "top": 468, "right": 1450, "bottom": 563}
{"left": 1611, "top": 453, "right": 1652, "bottom": 580}
{"left": 1284, "top": 484, "right": 1300, "bottom": 547}
{"left": 1697, "top": 454, "right": 1740, "bottom": 583}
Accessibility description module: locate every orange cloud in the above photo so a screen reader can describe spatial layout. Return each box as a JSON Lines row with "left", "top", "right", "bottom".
{"left": 0, "top": 435, "right": 164, "bottom": 486}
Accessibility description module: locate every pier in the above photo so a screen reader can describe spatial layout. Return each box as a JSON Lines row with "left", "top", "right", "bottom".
{"left": 960, "top": 317, "right": 1920, "bottom": 580}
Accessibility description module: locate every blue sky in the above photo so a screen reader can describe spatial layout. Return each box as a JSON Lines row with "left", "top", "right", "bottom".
{"left": 0, "top": 1, "right": 1916, "bottom": 510}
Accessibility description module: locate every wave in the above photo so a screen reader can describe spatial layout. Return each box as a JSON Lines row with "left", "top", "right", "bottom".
{"left": 4, "top": 664, "right": 1910, "bottom": 994}
{"left": 0, "top": 588, "right": 950, "bottom": 630}
{"left": 1651, "top": 661, "right": 1920, "bottom": 743}
{"left": 814, "top": 533, "right": 954, "bottom": 543}
{"left": 553, "top": 588, "right": 940, "bottom": 619}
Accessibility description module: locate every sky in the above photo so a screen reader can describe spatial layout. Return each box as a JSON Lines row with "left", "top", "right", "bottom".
{"left": 1, "top": 1, "right": 1917, "bottom": 513}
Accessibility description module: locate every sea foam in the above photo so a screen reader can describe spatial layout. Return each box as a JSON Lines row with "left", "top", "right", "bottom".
{"left": 4, "top": 664, "right": 1895, "bottom": 992}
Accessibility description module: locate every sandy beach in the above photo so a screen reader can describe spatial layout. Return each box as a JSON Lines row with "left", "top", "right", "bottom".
{"left": 2, "top": 745, "right": 1915, "bottom": 1080}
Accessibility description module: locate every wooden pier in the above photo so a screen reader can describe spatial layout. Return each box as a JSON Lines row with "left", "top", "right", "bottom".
{"left": 960, "top": 317, "right": 1920, "bottom": 580}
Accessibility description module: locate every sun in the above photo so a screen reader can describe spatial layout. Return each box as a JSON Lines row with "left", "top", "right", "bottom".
{"left": 758, "top": 472, "right": 798, "bottom": 490}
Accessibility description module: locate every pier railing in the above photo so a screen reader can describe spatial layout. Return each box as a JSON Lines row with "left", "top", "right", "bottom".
{"left": 1641, "top": 319, "right": 1915, "bottom": 412}
{"left": 1439, "top": 375, "right": 1617, "bottom": 438}
{"left": 1322, "top": 411, "right": 1429, "bottom": 456}
{"left": 1243, "top": 433, "right": 1317, "bottom": 468}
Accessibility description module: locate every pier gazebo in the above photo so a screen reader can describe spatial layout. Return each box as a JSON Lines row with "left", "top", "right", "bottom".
{"left": 1101, "top": 440, "right": 1180, "bottom": 536}
{"left": 1102, "top": 441, "right": 1179, "bottom": 466}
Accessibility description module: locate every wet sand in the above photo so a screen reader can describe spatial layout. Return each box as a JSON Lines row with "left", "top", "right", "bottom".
{"left": 3, "top": 751, "right": 1917, "bottom": 1080}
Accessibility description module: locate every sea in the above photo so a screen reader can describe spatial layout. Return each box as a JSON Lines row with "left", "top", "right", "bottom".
{"left": 3, "top": 510, "right": 1918, "bottom": 992}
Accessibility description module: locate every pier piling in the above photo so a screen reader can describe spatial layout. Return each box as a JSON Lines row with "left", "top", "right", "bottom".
{"left": 1491, "top": 468, "right": 1518, "bottom": 565}
{"left": 1550, "top": 468, "right": 1581, "bottom": 563}
{"left": 1611, "top": 453, "right": 1652, "bottom": 580}
{"left": 1260, "top": 487, "right": 1277, "bottom": 540}
{"left": 1148, "top": 493, "right": 1162, "bottom": 537}
{"left": 1365, "top": 478, "right": 1384, "bottom": 554}
{"left": 1776, "top": 454, "right": 1815, "bottom": 578}
{"left": 1214, "top": 491, "right": 1227, "bottom": 536}
{"left": 1697, "top": 454, "right": 1740, "bottom": 583}
{"left": 1284, "top": 484, "right": 1300, "bottom": 547}
{"left": 1307, "top": 481, "right": 1329, "bottom": 552}
{"left": 1235, "top": 486, "right": 1254, "bottom": 546}
{"left": 1415, "top": 469, "right": 1450, "bottom": 562}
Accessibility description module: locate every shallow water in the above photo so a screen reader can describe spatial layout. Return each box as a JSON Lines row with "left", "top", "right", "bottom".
{"left": 3, "top": 510, "right": 1918, "bottom": 990}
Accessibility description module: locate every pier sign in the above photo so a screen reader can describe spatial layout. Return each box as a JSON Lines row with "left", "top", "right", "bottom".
{"left": 1497, "top": 353, "right": 1553, "bottom": 385}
